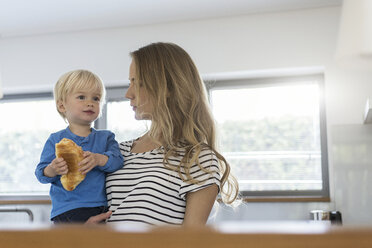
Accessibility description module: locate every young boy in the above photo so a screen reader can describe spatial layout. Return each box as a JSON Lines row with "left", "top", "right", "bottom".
{"left": 35, "top": 69, "right": 124, "bottom": 223}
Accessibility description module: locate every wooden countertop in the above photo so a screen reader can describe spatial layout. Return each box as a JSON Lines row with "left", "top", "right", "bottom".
{"left": 0, "top": 222, "right": 371, "bottom": 248}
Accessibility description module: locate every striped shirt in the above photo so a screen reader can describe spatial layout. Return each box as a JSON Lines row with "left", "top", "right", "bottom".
{"left": 105, "top": 139, "right": 220, "bottom": 226}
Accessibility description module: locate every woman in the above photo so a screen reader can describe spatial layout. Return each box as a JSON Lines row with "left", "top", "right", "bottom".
{"left": 88, "top": 42, "right": 239, "bottom": 226}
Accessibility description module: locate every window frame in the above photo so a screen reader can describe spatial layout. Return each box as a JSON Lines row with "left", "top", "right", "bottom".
{"left": 205, "top": 74, "right": 330, "bottom": 200}
{"left": 0, "top": 72, "right": 330, "bottom": 202}
{"left": 0, "top": 92, "right": 54, "bottom": 202}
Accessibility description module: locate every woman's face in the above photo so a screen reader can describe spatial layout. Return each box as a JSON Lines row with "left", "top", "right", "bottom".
{"left": 125, "top": 60, "right": 153, "bottom": 120}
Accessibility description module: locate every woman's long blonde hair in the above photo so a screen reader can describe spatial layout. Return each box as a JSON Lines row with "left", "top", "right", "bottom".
{"left": 130, "top": 42, "right": 238, "bottom": 203}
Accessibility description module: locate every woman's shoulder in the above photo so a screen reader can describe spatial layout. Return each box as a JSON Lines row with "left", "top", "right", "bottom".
{"left": 119, "top": 139, "right": 135, "bottom": 151}
{"left": 199, "top": 146, "right": 217, "bottom": 158}
{"left": 173, "top": 142, "right": 217, "bottom": 158}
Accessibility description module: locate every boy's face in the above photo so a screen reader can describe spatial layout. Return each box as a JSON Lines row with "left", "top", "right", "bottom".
{"left": 58, "top": 89, "right": 101, "bottom": 126}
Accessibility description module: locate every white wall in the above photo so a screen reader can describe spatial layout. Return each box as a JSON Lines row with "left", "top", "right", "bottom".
{"left": 1, "top": 6, "right": 372, "bottom": 226}
{"left": 1, "top": 7, "right": 339, "bottom": 92}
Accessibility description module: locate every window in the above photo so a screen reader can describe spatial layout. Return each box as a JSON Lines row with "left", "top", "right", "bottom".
{"left": 208, "top": 74, "right": 329, "bottom": 198}
{"left": 0, "top": 94, "right": 66, "bottom": 198}
{"left": 0, "top": 73, "right": 329, "bottom": 200}
{"left": 102, "top": 75, "right": 329, "bottom": 199}
{"left": 101, "top": 87, "right": 150, "bottom": 143}
{"left": 106, "top": 101, "right": 149, "bottom": 143}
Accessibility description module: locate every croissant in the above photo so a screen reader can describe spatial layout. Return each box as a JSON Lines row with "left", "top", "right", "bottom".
{"left": 55, "top": 138, "right": 85, "bottom": 191}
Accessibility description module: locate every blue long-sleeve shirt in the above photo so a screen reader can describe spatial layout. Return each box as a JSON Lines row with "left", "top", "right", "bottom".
{"left": 35, "top": 127, "right": 124, "bottom": 219}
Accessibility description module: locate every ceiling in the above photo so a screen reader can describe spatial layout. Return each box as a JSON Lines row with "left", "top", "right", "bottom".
{"left": 0, "top": 0, "right": 342, "bottom": 38}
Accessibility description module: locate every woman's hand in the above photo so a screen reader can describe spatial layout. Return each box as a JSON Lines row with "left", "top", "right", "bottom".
{"left": 85, "top": 211, "right": 112, "bottom": 224}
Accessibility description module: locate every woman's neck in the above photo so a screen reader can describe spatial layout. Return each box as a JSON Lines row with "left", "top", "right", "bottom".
{"left": 131, "top": 132, "right": 161, "bottom": 153}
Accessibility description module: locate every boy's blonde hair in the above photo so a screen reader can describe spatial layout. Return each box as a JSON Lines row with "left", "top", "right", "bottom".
{"left": 130, "top": 42, "right": 239, "bottom": 204}
{"left": 54, "top": 69, "right": 106, "bottom": 120}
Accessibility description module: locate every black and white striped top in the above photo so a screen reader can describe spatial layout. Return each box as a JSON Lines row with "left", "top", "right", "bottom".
{"left": 105, "top": 140, "right": 220, "bottom": 226}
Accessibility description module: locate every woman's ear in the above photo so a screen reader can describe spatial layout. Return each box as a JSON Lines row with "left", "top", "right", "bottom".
{"left": 57, "top": 100, "right": 65, "bottom": 113}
